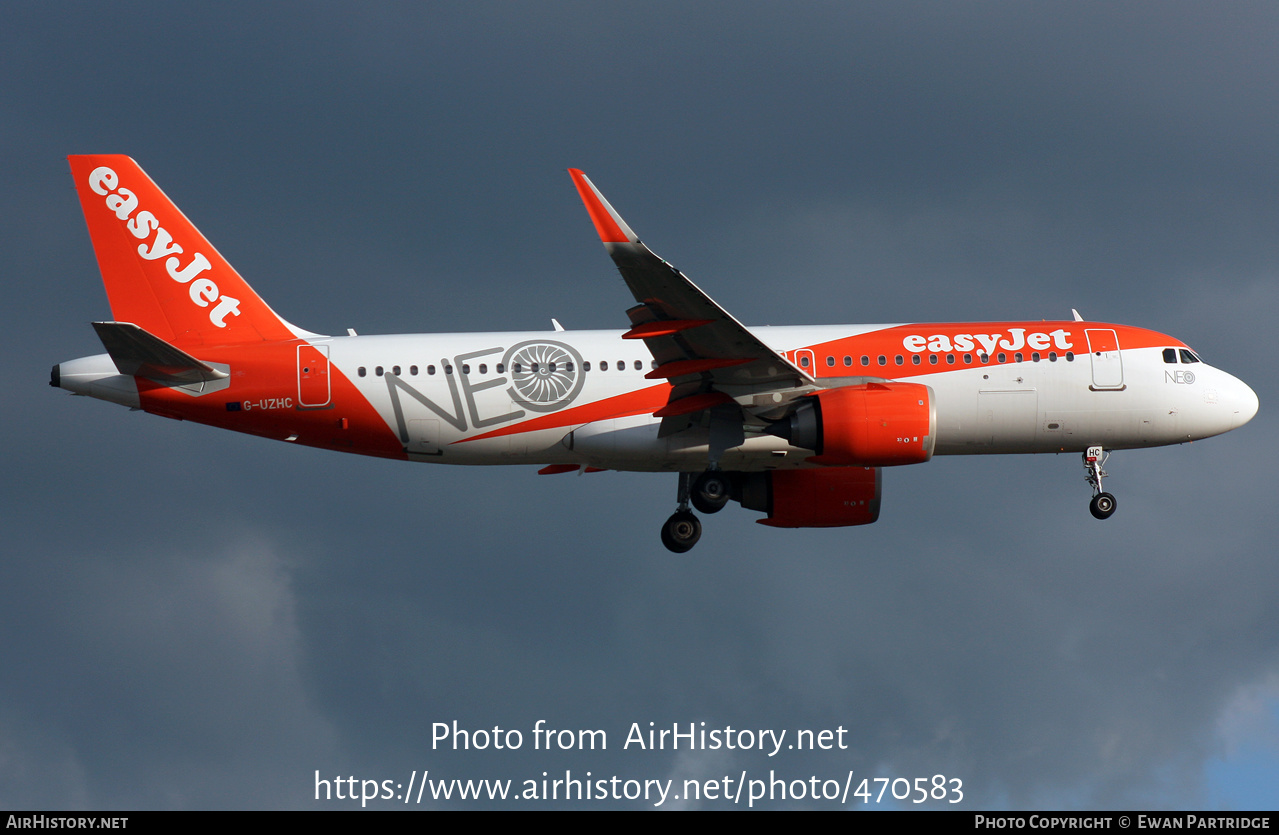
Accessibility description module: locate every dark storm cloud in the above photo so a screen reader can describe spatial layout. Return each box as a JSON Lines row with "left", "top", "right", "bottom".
{"left": 2, "top": 1, "right": 1276, "bottom": 808}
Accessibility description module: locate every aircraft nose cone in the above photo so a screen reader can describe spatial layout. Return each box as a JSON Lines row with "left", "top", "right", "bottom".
{"left": 1231, "top": 376, "right": 1259, "bottom": 428}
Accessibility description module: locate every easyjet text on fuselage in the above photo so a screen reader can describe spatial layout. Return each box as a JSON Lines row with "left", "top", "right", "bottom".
{"left": 901, "top": 328, "right": 1074, "bottom": 355}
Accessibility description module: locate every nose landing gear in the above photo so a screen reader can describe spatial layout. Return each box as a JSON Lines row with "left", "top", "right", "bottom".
{"left": 1084, "top": 446, "right": 1117, "bottom": 520}
{"left": 1089, "top": 492, "right": 1117, "bottom": 519}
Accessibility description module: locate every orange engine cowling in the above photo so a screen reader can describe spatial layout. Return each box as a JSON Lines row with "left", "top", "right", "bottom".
{"left": 777, "top": 382, "right": 936, "bottom": 466}
{"left": 738, "top": 467, "right": 882, "bottom": 527}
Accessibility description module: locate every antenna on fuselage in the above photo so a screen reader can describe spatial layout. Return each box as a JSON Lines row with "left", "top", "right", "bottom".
{"left": 1071, "top": 309, "right": 1084, "bottom": 322}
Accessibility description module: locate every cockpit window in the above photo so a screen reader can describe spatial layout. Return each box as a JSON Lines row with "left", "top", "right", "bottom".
{"left": 1163, "top": 348, "right": 1178, "bottom": 364}
{"left": 1179, "top": 349, "right": 1200, "bottom": 364}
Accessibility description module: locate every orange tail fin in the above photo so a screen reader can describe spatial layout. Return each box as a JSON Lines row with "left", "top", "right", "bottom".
{"left": 69, "top": 155, "right": 308, "bottom": 347}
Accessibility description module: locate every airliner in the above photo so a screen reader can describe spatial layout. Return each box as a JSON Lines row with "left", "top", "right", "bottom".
{"left": 52, "top": 156, "right": 1259, "bottom": 552}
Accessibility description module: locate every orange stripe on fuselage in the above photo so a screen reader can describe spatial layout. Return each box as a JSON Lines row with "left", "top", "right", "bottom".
{"left": 137, "top": 340, "right": 407, "bottom": 460}
{"left": 802, "top": 322, "right": 1185, "bottom": 379}
{"left": 456, "top": 383, "right": 671, "bottom": 443}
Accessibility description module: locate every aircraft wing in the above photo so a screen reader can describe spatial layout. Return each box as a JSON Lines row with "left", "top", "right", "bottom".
{"left": 569, "top": 170, "right": 815, "bottom": 432}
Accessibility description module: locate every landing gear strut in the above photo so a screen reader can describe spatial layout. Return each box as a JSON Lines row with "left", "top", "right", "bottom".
{"left": 1083, "top": 446, "right": 1117, "bottom": 520}
{"left": 661, "top": 472, "right": 704, "bottom": 553}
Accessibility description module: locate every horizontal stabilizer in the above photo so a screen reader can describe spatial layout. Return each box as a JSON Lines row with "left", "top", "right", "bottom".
{"left": 92, "top": 321, "right": 229, "bottom": 385}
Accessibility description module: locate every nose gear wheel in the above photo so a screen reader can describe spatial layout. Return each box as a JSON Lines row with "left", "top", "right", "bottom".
{"left": 1083, "top": 446, "right": 1117, "bottom": 520}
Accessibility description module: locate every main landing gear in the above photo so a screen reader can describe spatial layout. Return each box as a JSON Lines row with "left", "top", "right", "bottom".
{"left": 661, "top": 510, "right": 701, "bottom": 553}
{"left": 691, "top": 470, "right": 730, "bottom": 514}
{"left": 661, "top": 471, "right": 730, "bottom": 553}
{"left": 1083, "top": 445, "right": 1117, "bottom": 520}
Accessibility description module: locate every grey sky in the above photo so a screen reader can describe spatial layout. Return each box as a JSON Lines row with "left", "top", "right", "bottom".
{"left": 3, "top": 2, "right": 1276, "bottom": 808}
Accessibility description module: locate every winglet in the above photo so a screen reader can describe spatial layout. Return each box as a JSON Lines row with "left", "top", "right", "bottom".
{"left": 568, "top": 169, "right": 638, "bottom": 244}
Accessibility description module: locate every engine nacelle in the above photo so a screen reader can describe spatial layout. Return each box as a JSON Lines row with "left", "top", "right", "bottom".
{"left": 777, "top": 382, "right": 936, "bottom": 466}
{"left": 738, "top": 467, "right": 882, "bottom": 528}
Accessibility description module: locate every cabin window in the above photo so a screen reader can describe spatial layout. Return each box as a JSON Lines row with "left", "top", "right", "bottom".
{"left": 392, "top": 365, "right": 401, "bottom": 376}
{"left": 444, "top": 364, "right": 453, "bottom": 375}
{"left": 583, "top": 362, "right": 590, "bottom": 372}
{"left": 635, "top": 360, "right": 643, "bottom": 371}
{"left": 461, "top": 364, "right": 470, "bottom": 374}
{"left": 1032, "top": 353, "right": 1040, "bottom": 362}
{"left": 844, "top": 356, "right": 852, "bottom": 367}
{"left": 878, "top": 355, "right": 887, "bottom": 366}
{"left": 861, "top": 356, "right": 870, "bottom": 366}
{"left": 428, "top": 365, "right": 436, "bottom": 375}
{"left": 479, "top": 364, "right": 487, "bottom": 374}
{"left": 964, "top": 353, "right": 973, "bottom": 364}
{"left": 997, "top": 353, "right": 1006, "bottom": 363}
{"left": 358, "top": 367, "right": 366, "bottom": 377}
{"left": 979, "top": 353, "right": 989, "bottom": 363}
{"left": 1014, "top": 352, "right": 1024, "bottom": 363}
{"left": 928, "top": 355, "right": 937, "bottom": 365}
{"left": 947, "top": 354, "right": 956, "bottom": 364}
{"left": 799, "top": 355, "right": 810, "bottom": 368}
{"left": 895, "top": 355, "right": 904, "bottom": 365}
{"left": 1066, "top": 352, "right": 1075, "bottom": 361}
{"left": 410, "top": 365, "right": 418, "bottom": 376}
{"left": 912, "top": 355, "right": 921, "bottom": 365}
{"left": 1048, "top": 352, "right": 1057, "bottom": 362}
{"left": 827, "top": 356, "right": 835, "bottom": 367}
{"left": 375, "top": 366, "right": 384, "bottom": 376}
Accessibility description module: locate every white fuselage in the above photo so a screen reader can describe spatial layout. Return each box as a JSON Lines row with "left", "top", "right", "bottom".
{"left": 303, "top": 323, "right": 1257, "bottom": 471}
